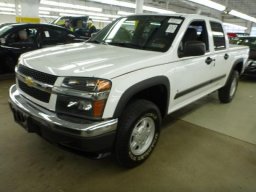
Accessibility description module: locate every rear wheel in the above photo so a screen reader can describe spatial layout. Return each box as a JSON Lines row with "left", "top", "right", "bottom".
{"left": 114, "top": 100, "right": 161, "bottom": 168}
{"left": 218, "top": 70, "right": 239, "bottom": 103}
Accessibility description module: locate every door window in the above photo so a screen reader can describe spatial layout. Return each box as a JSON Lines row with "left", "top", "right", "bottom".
{"left": 178, "top": 20, "right": 209, "bottom": 57}
{"left": 210, "top": 22, "right": 226, "bottom": 50}
{"left": 41, "top": 27, "right": 68, "bottom": 45}
{"left": 6, "top": 27, "right": 38, "bottom": 48}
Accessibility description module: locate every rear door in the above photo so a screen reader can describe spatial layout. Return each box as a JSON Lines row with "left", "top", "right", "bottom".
{"left": 209, "top": 21, "right": 230, "bottom": 83}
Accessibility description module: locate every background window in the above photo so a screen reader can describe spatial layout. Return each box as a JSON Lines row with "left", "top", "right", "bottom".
{"left": 7, "top": 28, "right": 38, "bottom": 44}
{"left": 41, "top": 28, "right": 68, "bottom": 45}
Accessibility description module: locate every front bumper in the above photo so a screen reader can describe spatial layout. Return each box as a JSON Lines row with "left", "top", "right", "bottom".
{"left": 9, "top": 84, "right": 118, "bottom": 153}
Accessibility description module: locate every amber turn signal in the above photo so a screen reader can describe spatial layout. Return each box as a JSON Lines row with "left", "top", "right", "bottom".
{"left": 93, "top": 100, "right": 106, "bottom": 117}
{"left": 97, "top": 80, "right": 111, "bottom": 92}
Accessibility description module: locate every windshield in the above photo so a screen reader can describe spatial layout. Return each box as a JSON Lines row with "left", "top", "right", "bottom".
{"left": 89, "top": 15, "right": 184, "bottom": 52}
{"left": 0, "top": 25, "right": 13, "bottom": 37}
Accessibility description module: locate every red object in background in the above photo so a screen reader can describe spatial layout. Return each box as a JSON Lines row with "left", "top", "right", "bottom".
{"left": 227, "top": 33, "right": 238, "bottom": 38}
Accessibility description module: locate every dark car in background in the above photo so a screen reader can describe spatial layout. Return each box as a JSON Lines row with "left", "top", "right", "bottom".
{"left": 230, "top": 36, "right": 256, "bottom": 77}
{"left": 52, "top": 16, "right": 100, "bottom": 39}
{"left": 0, "top": 23, "right": 84, "bottom": 73}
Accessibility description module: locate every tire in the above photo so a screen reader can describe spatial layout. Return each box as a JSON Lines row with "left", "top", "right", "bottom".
{"left": 114, "top": 99, "right": 162, "bottom": 168}
{"left": 218, "top": 70, "right": 239, "bottom": 103}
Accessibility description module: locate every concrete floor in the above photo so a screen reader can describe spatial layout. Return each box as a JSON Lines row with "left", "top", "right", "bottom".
{"left": 0, "top": 79, "right": 256, "bottom": 192}
{"left": 172, "top": 77, "right": 256, "bottom": 144}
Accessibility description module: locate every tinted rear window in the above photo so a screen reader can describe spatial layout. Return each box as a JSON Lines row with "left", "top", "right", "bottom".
{"left": 210, "top": 22, "right": 226, "bottom": 50}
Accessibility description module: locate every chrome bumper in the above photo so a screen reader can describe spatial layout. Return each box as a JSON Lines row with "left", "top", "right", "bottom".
{"left": 9, "top": 84, "right": 118, "bottom": 137}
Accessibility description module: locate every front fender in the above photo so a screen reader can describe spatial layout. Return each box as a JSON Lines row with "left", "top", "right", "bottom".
{"left": 103, "top": 74, "right": 170, "bottom": 119}
{"left": 112, "top": 76, "right": 170, "bottom": 118}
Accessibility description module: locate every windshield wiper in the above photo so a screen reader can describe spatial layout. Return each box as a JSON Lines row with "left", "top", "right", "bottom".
{"left": 87, "top": 39, "right": 108, "bottom": 45}
{"left": 108, "top": 42, "right": 142, "bottom": 49}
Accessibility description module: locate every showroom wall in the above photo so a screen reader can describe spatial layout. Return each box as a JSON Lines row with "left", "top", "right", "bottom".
{"left": 0, "top": 14, "right": 16, "bottom": 24}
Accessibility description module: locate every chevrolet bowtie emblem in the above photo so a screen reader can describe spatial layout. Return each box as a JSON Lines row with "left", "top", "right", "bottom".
{"left": 24, "top": 76, "right": 35, "bottom": 87}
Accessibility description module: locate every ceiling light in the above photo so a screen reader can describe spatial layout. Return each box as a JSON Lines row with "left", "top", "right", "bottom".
{"left": 89, "top": 0, "right": 175, "bottom": 14}
{"left": 40, "top": 7, "right": 85, "bottom": 15}
{"left": 143, "top": 6, "right": 176, "bottom": 14}
{"left": 0, "top": 7, "right": 15, "bottom": 12}
{"left": 90, "top": 0, "right": 135, "bottom": 9}
{"left": 0, "top": 11, "right": 15, "bottom": 15}
{"left": 89, "top": 16, "right": 110, "bottom": 20}
{"left": 117, "top": 11, "right": 133, "bottom": 16}
{"left": 186, "top": 0, "right": 226, "bottom": 11}
{"left": 59, "top": 13, "right": 81, "bottom": 17}
{"left": 39, "top": 14, "right": 58, "bottom": 18}
{"left": 223, "top": 22, "right": 247, "bottom": 30}
{"left": 229, "top": 10, "right": 256, "bottom": 23}
{"left": 0, "top": 2, "right": 15, "bottom": 8}
{"left": 40, "top": 6, "right": 120, "bottom": 18}
{"left": 39, "top": 10, "right": 50, "bottom": 15}
{"left": 41, "top": 0, "right": 102, "bottom": 12}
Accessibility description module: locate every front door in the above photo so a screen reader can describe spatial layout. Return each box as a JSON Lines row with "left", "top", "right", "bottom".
{"left": 170, "top": 20, "right": 215, "bottom": 112}
{"left": 4, "top": 27, "right": 39, "bottom": 72}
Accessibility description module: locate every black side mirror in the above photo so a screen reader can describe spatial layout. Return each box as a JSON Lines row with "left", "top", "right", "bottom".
{"left": 183, "top": 41, "right": 206, "bottom": 57}
{"left": 91, "top": 32, "right": 98, "bottom": 38}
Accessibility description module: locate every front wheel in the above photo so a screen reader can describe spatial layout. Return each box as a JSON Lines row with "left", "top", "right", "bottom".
{"left": 218, "top": 70, "right": 239, "bottom": 103}
{"left": 114, "top": 100, "right": 161, "bottom": 168}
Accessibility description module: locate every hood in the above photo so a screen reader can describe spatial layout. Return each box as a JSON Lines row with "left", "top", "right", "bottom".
{"left": 21, "top": 42, "right": 164, "bottom": 79}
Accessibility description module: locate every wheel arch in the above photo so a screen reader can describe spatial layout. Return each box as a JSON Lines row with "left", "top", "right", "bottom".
{"left": 231, "top": 58, "right": 244, "bottom": 75}
{"left": 113, "top": 76, "right": 170, "bottom": 118}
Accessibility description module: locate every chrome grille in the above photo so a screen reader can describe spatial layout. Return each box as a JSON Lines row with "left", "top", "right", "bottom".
{"left": 18, "top": 80, "right": 51, "bottom": 103}
{"left": 17, "top": 65, "right": 57, "bottom": 103}
{"left": 17, "top": 65, "right": 57, "bottom": 85}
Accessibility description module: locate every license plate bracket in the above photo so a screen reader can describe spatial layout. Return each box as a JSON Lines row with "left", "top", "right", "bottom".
{"left": 11, "top": 107, "right": 34, "bottom": 132}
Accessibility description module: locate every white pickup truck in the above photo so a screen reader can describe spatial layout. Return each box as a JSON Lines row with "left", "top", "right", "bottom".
{"left": 9, "top": 14, "right": 249, "bottom": 168}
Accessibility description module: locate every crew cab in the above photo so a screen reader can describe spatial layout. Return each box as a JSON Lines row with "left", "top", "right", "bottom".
{"left": 9, "top": 14, "right": 249, "bottom": 168}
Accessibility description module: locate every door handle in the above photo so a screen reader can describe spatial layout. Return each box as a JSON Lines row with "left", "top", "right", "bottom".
{"left": 205, "top": 57, "right": 215, "bottom": 65}
{"left": 224, "top": 54, "right": 229, "bottom": 60}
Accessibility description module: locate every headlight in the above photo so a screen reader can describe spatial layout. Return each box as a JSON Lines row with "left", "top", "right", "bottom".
{"left": 55, "top": 77, "right": 111, "bottom": 119}
{"left": 62, "top": 77, "right": 111, "bottom": 92}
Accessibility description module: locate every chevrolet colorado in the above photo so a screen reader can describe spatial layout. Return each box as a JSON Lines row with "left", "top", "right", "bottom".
{"left": 9, "top": 14, "right": 249, "bottom": 168}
